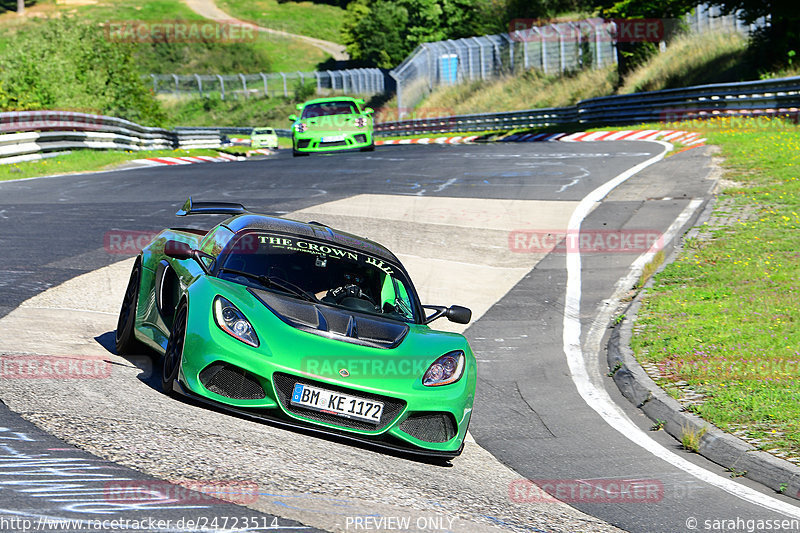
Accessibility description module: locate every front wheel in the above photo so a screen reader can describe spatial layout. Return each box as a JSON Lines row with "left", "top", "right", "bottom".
{"left": 161, "top": 303, "right": 187, "bottom": 395}
{"left": 115, "top": 258, "right": 147, "bottom": 355}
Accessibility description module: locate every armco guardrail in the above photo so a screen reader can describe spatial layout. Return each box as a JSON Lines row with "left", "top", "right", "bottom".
{"left": 375, "top": 76, "right": 800, "bottom": 135}
{"left": 174, "top": 126, "right": 292, "bottom": 138}
{"left": 0, "top": 111, "right": 225, "bottom": 165}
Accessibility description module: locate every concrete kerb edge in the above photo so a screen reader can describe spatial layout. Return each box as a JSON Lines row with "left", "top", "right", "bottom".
{"left": 606, "top": 181, "right": 800, "bottom": 501}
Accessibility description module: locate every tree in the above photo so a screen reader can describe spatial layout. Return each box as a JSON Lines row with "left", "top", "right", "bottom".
{"left": 342, "top": 0, "right": 409, "bottom": 67}
{"left": 705, "top": 0, "right": 800, "bottom": 69}
{"left": 592, "top": 0, "right": 695, "bottom": 77}
{"left": 341, "top": 0, "right": 518, "bottom": 68}
{"left": 0, "top": 17, "right": 165, "bottom": 125}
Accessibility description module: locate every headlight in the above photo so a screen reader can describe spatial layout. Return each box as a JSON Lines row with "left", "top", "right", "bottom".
{"left": 296, "top": 122, "right": 307, "bottom": 133}
{"left": 213, "top": 296, "right": 259, "bottom": 347}
{"left": 422, "top": 351, "right": 464, "bottom": 386}
{"left": 355, "top": 117, "right": 366, "bottom": 128}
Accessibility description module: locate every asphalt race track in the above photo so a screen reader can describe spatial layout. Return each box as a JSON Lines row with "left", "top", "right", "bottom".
{"left": 1, "top": 142, "right": 799, "bottom": 533}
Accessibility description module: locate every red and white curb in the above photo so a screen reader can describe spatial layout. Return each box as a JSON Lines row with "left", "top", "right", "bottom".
{"left": 376, "top": 135, "right": 478, "bottom": 146}
{"left": 131, "top": 152, "right": 245, "bottom": 167}
{"left": 245, "top": 148, "right": 274, "bottom": 157}
{"left": 502, "top": 129, "right": 706, "bottom": 146}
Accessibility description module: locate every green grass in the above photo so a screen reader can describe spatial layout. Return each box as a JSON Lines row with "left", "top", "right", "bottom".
{"left": 631, "top": 117, "right": 800, "bottom": 459}
{"left": 159, "top": 91, "right": 310, "bottom": 129}
{"left": 0, "top": 0, "right": 330, "bottom": 74}
{"left": 0, "top": 148, "right": 224, "bottom": 181}
{"left": 217, "top": 0, "right": 346, "bottom": 44}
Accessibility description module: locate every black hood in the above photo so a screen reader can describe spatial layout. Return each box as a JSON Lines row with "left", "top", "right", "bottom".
{"left": 250, "top": 289, "right": 409, "bottom": 349}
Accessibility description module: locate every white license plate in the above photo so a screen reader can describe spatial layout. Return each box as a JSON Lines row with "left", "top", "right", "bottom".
{"left": 321, "top": 135, "right": 345, "bottom": 143}
{"left": 291, "top": 383, "right": 383, "bottom": 424}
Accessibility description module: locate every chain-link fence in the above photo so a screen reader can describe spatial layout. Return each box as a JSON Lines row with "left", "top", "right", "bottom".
{"left": 687, "top": 4, "right": 766, "bottom": 34}
{"left": 148, "top": 69, "right": 386, "bottom": 100}
{"left": 389, "top": 5, "right": 765, "bottom": 117}
{"left": 147, "top": 5, "right": 767, "bottom": 115}
{"left": 389, "top": 20, "right": 616, "bottom": 117}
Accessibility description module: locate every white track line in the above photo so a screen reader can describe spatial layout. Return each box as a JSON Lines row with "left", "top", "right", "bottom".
{"left": 562, "top": 141, "right": 800, "bottom": 517}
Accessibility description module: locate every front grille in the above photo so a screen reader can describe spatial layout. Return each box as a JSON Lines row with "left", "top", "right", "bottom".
{"left": 320, "top": 140, "right": 348, "bottom": 147}
{"left": 399, "top": 412, "right": 457, "bottom": 443}
{"left": 272, "top": 372, "right": 405, "bottom": 431}
{"left": 199, "top": 363, "right": 266, "bottom": 400}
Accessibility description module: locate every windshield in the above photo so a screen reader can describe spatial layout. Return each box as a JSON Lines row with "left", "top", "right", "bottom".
{"left": 218, "top": 231, "right": 419, "bottom": 323}
{"left": 301, "top": 101, "right": 358, "bottom": 118}
{"left": 252, "top": 128, "right": 274, "bottom": 135}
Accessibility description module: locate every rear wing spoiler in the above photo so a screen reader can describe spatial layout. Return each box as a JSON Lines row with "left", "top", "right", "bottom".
{"left": 176, "top": 197, "right": 249, "bottom": 217}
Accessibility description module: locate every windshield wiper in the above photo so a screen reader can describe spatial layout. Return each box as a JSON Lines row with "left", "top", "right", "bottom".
{"left": 218, "top": 268, "right": 318, "bottom": 303}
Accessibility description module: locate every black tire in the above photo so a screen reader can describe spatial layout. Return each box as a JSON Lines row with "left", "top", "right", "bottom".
{"left": 161, "top": 303, "right": 187, "bottom": 395}
{"left": 292, "top": 149, "right": 309, "bottom": 157}
{"left": 115, "top": 258, "right": 147, "bottom": 355}
{"left": 360, "top": 142, "right": 375, "bottom": 152}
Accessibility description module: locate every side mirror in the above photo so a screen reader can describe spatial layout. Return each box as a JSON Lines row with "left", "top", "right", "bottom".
{"left": 364, "top": 107, "right": 374, "bottom": 115}
{"left": 296, "top": 103, "right": 304, "bottom": 111}
{"left": 445, "top": 305, "right": 472, "bottom": 324}
{"left": 165, "top": 240, "right": 193, "bottom": 260}
{"left": 164, "top": 240, "right": 212, "bottom": 274}
{"left": 288, "top": 114, "right": 297, "bottom": 122}
{"left": 423, "top": 305, "right": 472, "bottom": 325}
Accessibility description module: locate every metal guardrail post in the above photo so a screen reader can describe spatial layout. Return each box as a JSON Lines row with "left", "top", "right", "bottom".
{"left": 536, "top": 28, "right": 547, "bottom": 74}
{"left": 389, "top": 70, "right": 403, "bottom": 119}
{"left": 239, "top": 74, "right": 247, "bottom": 99}
{"left": 280, "top": 73, "right": 287, "bottom": 97}
{"left": 217, "top": 75, "right": 226, "bottom": 100}
{"left": 172, "top": 74, "right": 179, "bottom": 96}
{"left": 550, "top": 25, "right": 565, "bottom": 73}
{"left": 260, "top": 73, "right": 268, "bottom": 97}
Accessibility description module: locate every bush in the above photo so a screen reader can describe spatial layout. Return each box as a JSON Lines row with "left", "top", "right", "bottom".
{"left": 0, "top": 17, "right": 165, "bottom": 126}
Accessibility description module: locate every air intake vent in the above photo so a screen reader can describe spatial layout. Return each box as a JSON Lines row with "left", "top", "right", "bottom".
{"left": 399, "top": 412, "right": 457, "bottom": 443}
{"left": 199, "top": 363, "right": 266, "bottom": 400}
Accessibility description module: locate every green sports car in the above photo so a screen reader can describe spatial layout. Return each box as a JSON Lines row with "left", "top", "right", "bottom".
{"left": 289, "top": 97, "right": 375, "bottom": 157}
{"left": 116, "top": 198, "right": 475, "bottom": 458}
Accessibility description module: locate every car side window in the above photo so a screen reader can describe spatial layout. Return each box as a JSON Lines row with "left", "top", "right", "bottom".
{"left": 199, "top": 225, "right": 234, "bottom": 259}
{"left": 380, "top": 274, "right": 414, "bottom": 320}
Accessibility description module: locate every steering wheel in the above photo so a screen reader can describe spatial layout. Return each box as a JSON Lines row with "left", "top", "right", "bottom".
{"left": 326, "top": 284, "right": 376, "bottom": 307}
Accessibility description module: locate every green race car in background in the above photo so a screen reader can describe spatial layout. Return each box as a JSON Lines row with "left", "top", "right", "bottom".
{"left": 116, "top": 198, "right": 476, "bottom": 459}
{"left": 290, "top": 97, "right": 375, "bottom": 157}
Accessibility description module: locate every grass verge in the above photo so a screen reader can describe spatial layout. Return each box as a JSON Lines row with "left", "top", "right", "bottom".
{"left": 0, "top": 0, "right": 330, "bottom": 74}
{"left": 630, "top": 117, "right": 800, "bottom": 462}
{"left": 217, "top": 0, "right": 346, "bottom": 44}
{"left": 0, "top": 148, "right": 225, "bottom": 181}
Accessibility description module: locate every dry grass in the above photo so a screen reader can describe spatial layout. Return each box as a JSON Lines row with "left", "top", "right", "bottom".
{"left": 619, "top": 31, "right": 749, "bottom": 94}
{"left": 421, "top": 66, "right": 617, "bottom": 115}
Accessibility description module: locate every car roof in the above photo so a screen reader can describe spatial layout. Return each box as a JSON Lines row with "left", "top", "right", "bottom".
{"left": 301, "top": 97, "right": 363, "bottom": 106}
{"left": 223, "top": 214, "right": 400, "bottom": 264}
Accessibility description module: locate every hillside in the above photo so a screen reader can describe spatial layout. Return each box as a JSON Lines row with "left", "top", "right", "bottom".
{"left": 412, "top": 31, "right": 799, "bottom": 116}
{"left": 0, "top": 0, "right": 332, "bottom": 73}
